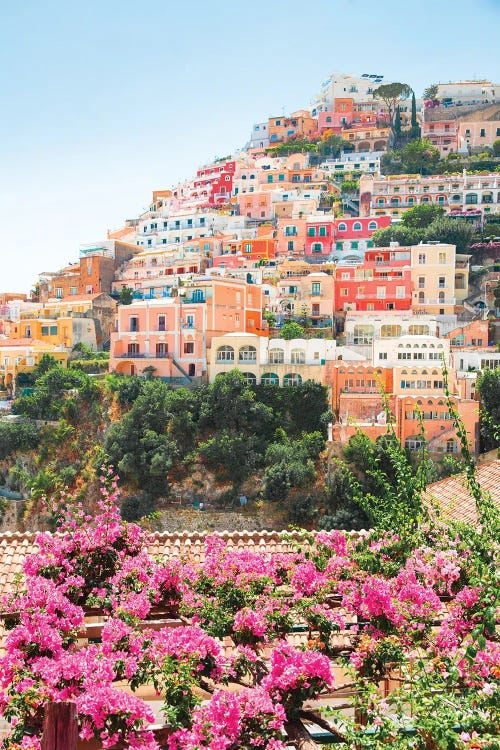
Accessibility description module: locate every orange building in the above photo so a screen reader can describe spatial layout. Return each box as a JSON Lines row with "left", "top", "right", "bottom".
{"left": 268, "top": 110, "right": 318, "bottom": 144}
{"left": 220, "top": 238, "right": 276, "bottom": 263}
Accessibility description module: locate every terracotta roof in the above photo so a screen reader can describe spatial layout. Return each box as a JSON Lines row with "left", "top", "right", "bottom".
{"left": 0, "top": 529, "right": 356, "bottom": 603}
{"left": 423, "top": 460, "right": 500, "bottom": 525}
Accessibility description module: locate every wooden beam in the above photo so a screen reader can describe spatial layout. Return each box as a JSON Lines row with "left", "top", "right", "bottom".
{"left": 41, "top": 701, "right": 78, "bottom": 750}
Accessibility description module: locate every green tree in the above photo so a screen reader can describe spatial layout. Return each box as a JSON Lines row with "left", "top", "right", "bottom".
{"left": 280, "top": 321, "right": 305, "bottom": 340}
{"left": 493, "top": 139, "right": 500, "bottom": 157}
{"left": 317, "top": 134, "right": 350, "bottom": 158}
{"left": 422, "top": 83, "right": 439, "bottom": 101}
{"left": 373, "top": 82, "right": 412, "bottom": 138}
{"left": 119, "top": 287, "right": 134, "bottom": 305}
{"left": 476, "top": 368, "right": 500, "bottom": 449}
{"left": 371, "top": 224, "right": 422, "bottom": 247}
{"left": 424, "top": 217, "right": 475, "bottom": 253}
{"left": 318, "top": 458, "right": 368, "bottom": 531}
{"left": 401, "top": 203, "right": 445, "bottom": 229}
{"left": 398, "top": 138, "right": 440, "bottom": 174}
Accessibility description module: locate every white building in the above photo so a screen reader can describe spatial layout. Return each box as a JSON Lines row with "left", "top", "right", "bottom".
{"left": 312, "top": 72, "right": 386, "bottom": 114}
{"left": 247, "top": 122, "right": 270, "bottom": 150}
{"left": 373, "top": 335, "right": 450, "bottom": 368}
{"left": 436, "top": 80, "right": 499, "bottom": 104}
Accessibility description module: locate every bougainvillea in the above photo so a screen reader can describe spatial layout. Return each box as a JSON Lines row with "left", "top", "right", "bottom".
{"left": 0, "top": 468, "right": 498, "bottom": 749}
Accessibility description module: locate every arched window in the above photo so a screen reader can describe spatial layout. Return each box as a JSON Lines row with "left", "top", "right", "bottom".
{"left": 418, "top": 291, "right": 425, "bottom": 302}
{"left": 311, "top": 242, "right": 323, "bottom": 253}
{"left": 241, "top": 372, "right": 257, "bottom": 385}
{"left": 368, "top": 221, "right": 377, "bottom": 230}
{"left": 446, "top": 438, "right": 457, "bottom": 454}
{"left": 269, "top": 348, "right": 284, "bottom": 364}
{"left": 381, "top": 324, "right": 402, "bottom": 338}
{"left": 284, "top": 373, "right": 302, "bottom": 386}
{"left": 239, "top": 345, "right": 257, "bottom": 362}
{"left": 217, "top": 345, "right": 234, "bottom": 362}
{"left": 438, "top": 291, "right": 445, "bottom": 303}
{"left": 353, "top": 221, "right": 362, "bottom": 231}
{"left": 337, "top": 222, "right": 347, "bottom": 231}
{"left": 291, "top": 348, "right": 306, "bottom": 364}
{"left": 261, "top": 372, "right": 279, "bottom": 385}
{"left": 353, "top": 324, "right": 374, "bottom": 344}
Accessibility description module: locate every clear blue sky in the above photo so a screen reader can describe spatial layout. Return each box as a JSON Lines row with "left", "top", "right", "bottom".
{"left": 1, "top": 0, "right": 499, "bottom": 293}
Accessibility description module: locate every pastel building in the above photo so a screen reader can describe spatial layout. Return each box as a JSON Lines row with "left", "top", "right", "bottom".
{"left": 334, "top": 250, "right": 412, "bottom": 312}
{"left": 457, "top": 120, "right": 500, "bottom": 152}
{"left": 247, "top": 122, "right": 270, "bottom": 150}
{"left": 275, "top": 271, "right": 334, "bottom": 329}
{"left": 109, "top": 278, "right": 264, "bottom": 381}
{"left": 0, "top": 340, "right": 68, "bottom": 395}
{"left": 359, "top": 173, "right": 500, "bottom": 220}
{"left": 268, "top": 111, "right": 318, "bottom": 144}
{"left": 410, "top": 243, "right": 457, "bottom": 315}
{"left": 373, "top": 335, "right": 450, "bottom": 367}
{"left": 208, "top": 334, "right": 353, "bottom": 387}
{"left": 305, "top": 216, "right": 391, "bottom": 262}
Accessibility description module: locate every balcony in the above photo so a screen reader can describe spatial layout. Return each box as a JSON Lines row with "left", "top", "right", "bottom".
{"left": 117, "top": 353, "right": 146, "bottom": 359}
{"left": 415, "top": 298, "right": 456, "bottom": 305}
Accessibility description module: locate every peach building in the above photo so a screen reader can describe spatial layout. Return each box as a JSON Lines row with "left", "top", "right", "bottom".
{"left": 268, "top": 111, "right": 318, "bottom": 144}
{"left": 458, "top": 120, "right": 500, "bottom": 151}
{"left": 109, "top": 278, "right": 264, "bottom": 381}
{"left": 410, "top": 243, "right": 457, "bottom": 315}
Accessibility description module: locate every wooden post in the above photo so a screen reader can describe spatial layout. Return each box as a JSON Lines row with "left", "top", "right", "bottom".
{"left": 41, "top": 701, "right": 78, "bottom": 750}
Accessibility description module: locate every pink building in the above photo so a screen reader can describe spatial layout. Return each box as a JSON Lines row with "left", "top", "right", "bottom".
{"left": 334, "top": 247, "right": 413, "bottom": 312}
{"left": 305, "top": 216, "right": 391, "bottom": 261}
{"left": 236, "top": 191, "right": 274, "bottom": 220}
{"left": 109, "top": 278, "right": 264, "bottom": 381}
{"left": 422, "top": 120, "right": 458, "bottom": 157}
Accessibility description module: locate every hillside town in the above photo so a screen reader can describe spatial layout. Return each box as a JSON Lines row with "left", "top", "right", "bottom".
{"left": 1, "top": 47, "right": 500, "bottom": 750}
{"left": 2, "top": 73, "right": 500, "bottom": 457}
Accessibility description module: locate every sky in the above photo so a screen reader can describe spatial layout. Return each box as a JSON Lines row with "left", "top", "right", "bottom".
{"left": 1, "top": 0, "right": 500, "bottom": 293}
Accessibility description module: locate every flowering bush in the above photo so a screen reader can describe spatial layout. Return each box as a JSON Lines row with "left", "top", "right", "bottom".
{"left": 0, "top": 469, "right": 498, "bottom": 749}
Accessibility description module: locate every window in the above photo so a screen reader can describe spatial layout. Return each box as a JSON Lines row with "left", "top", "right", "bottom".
{"left": 41, "top": 326, "right": 49, "bottom": 336}
{"left": 438, "top": 277, "right": 446, "bottom": 288}
{"left": 261, "top": 372, "right": 279, "bottom": 385}
{"left": 239, "top": 346, "right": 257, "bottom": 362}
{"left": 353, "top": 222, "right": 362, "bottom": 231}
{"left": 376, "top": 286, "right": 386, "bottom": 299}
{"left": 186, "top": 314, "right": 195, "bottom": 328}
{"left": 287, "top": 241, "right": 294, "bottom": 251}
{"left": 396, "top": 286, "right": 406, "bottom": 298}
{"left": 284, "top": 373, "right": 302, "bottom": 386}
{"left": 156, "top": 343, "right": 168, "bottom": 358}
{"left": 480, "top": 128, "right": 486, "bottom": 137}
{"left": 307, "top": 227, "right": 316, "bottom": 237}
{"left": 70, "top": 287, "right": 77, "bottom": 296}
{"left": 379, "top": 352, "right": 388, "bottom": 360}
{"left": 319, "top": 226, "right": 327, "bottom": 237}
{"left": 381, "top": 324, "right": 401, "bottom": 338}
{"left": 158, "top": 315, "right": 166, "bottom": 332}
{"left": 340, "top": 288, "right": 348, "bottom": 297}
{"left": 439, "top": 252, "right": 447, "bottom": 264}
{"left": 269, "top": 348, "right": 284, "bottom": 364}
{"left": 127, "top": 343, "right": 139, "bottom": 356}
{"left": 446, "top": 438, "right": 458, "bottom": 454}
{"left": 409, "top": 324, "right": 430, "bottom": 335}
{"left": 184, "top": 342, "right": 194, "bottom": 354}
{"left": 56, "top": 287, "right": 63, "bottom": 299}
{"left": 312, "top": 282, "right": 321, "bottom": 296}
{"left": 216, "top": 345, "right": 234, "bottom": 362}
{"left": 129, "top": 316, "right": 139, "bottom": 332}
{"left": 337, "top": 222, "right": 347, "bottom": 231}
{"left": 368, "top": 221, "right": 377, "bottom": 230}
{"left": 242, "top": 372, "right": 257, "bottom": 385}
{"left": 291, "top": 349, "right": 305, "bottom": 364}
{"left": 418, "top": 277, "right": 426, "bottom": 289}
{"left": 311, "top": 243, "right": 323, "bottom": 253}
{"left": 418, "top": 253, "right": 426, "bottom": 264}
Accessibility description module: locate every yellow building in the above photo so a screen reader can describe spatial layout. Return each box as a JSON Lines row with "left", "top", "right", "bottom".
{"left": 10, "top": 314, "right": 98, "bottom": 350}
{"left": 0, "top": 339, "right": 68, "bottom": 395}
{"left": 410, "top": 243, "right": 458, "bottom": 315}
